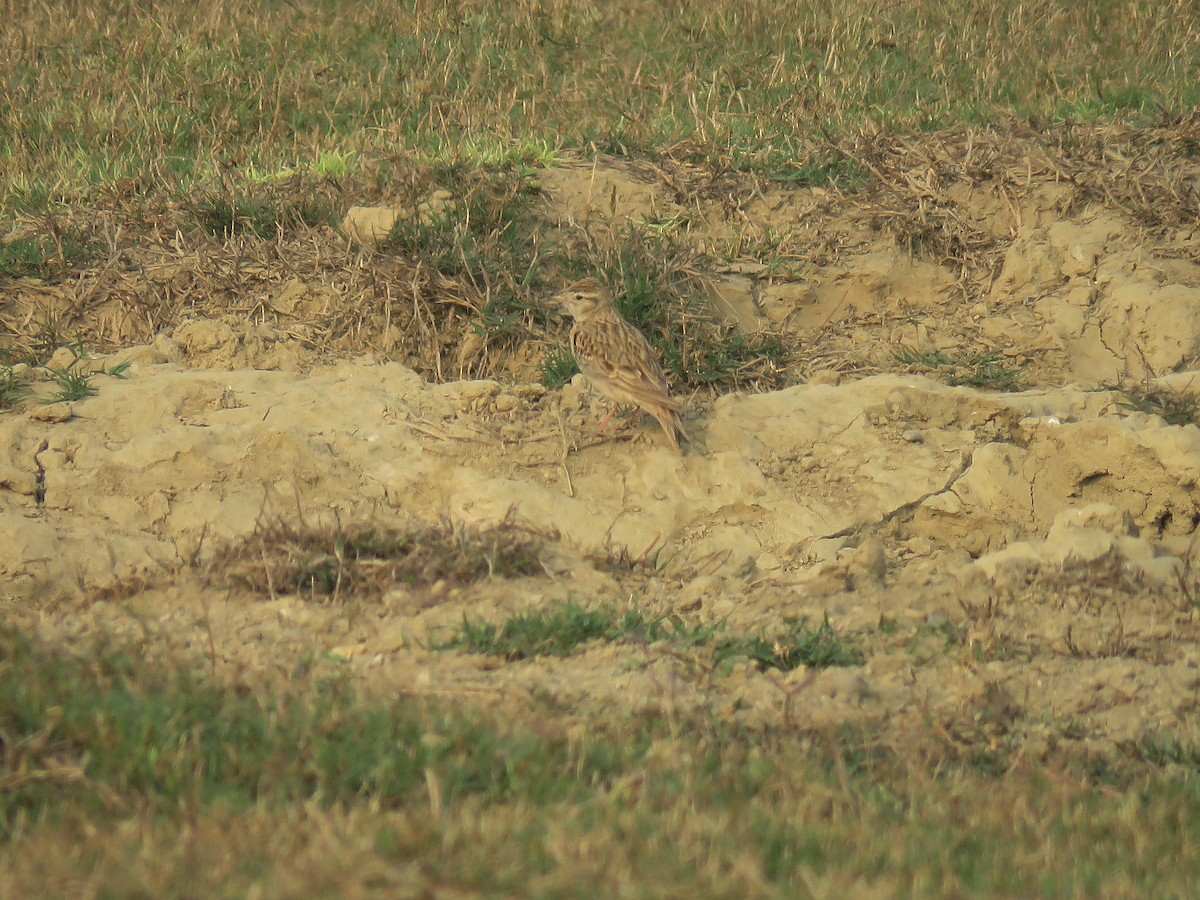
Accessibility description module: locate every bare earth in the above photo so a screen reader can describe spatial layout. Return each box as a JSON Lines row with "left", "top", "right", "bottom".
{"left": 3, "top": 130, "right": 1200, "bottom": 760}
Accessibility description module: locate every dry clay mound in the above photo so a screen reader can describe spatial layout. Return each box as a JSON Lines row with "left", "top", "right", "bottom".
{"left": 3, "top": 354, "right": 1199, "bottom": 753}
{"left": 4, "top": 130, "right": 1200, "bottom": 755}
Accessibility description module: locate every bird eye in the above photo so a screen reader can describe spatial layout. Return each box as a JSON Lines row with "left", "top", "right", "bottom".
{"left": 574, "top": 293, "right": 584, "bottom": 300}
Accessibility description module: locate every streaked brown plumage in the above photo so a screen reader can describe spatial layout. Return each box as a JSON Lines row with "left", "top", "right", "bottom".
{"left": 553, "top": 278, "right": 688, "bottom": 452}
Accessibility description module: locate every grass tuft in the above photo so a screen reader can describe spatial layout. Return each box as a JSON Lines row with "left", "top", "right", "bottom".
{"left": 189, "top": 182, "right": 340, "bottom": 239}
{"left": 440, "top": 601, "right": 861, "bottom": 671}
{"left": 0, "top": 367, "right": 29, "bottom": 410}
{"left": 1116, "top": 383, "right": 1200, "bottom": 427}
{"left": 1126, "top": 733, "right": 1200, "bottom": 769}
{"left": 382, "top": 164, "right": 545, "bottom": 342}
{"left": 538, "top": 346, "right": 579, "bottom": 390}
{"left": 895, "top": 348, "right": 1023, "bottom": 391}
{"left": 0, "top": 230, "right": 93, "bottom": 280}
{"left": 45, "top": 366, "right": 97, "bottom": 403}
{"left": 212, "top": 517, "right": 547, "bottom": 599}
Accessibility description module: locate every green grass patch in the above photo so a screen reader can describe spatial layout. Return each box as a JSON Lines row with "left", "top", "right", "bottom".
{"left": 4, "top": 628, "right": 1200, "bottom": 895}
{"left": 0, "top": 367, "right": 29, "bottom": 410}
{"left": 895, "top": 348, "right": 1023, "bottom": 391}
{"left": 676, "top": 329, "right": 790, "bottom": 387}
{"left": 439, "top": 601, "right": 862, "bottom": 671}
{"left": 7, "top": 2, "right": 1198, "bottom": 209}
{"left": 0, "top": 231, "right": 93, "bottom": 280}
{"left": 189, "top": 182, "right": 340, "bottom": 239}
{"left": 0, "top": 628, "right": 644, "bottom": 840}
{"left": 1116, "top": 383, "right": 1200, "bottom": 427}
{"left": 44, "top": 366, "right": 98, "bottom": 403}
{"left": 382, "top": 164, "right": 545, "bottom": 341}
{"left": 1125, "top": 732, "right": 1200, "bottom": 769}
{"left": 539, "top": 346, "right": 579, "bottom": 390}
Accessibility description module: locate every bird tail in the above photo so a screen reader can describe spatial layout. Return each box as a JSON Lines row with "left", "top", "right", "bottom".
{"left": 655, "top": 408, "right": 690, "bottom": 453}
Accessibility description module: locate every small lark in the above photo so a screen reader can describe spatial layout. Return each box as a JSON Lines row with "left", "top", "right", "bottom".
{"left": 553, "top": 278, "right": 688, "bottom": 452}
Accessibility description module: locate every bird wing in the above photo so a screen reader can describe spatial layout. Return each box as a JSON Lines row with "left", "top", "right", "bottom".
{"left": 572, "top": 318, "right": 683, "bottom": 412}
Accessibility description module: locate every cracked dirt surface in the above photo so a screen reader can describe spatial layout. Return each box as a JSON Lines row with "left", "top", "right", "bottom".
{"left": 3, "top": 136, "right": 1200, "bottom": 758}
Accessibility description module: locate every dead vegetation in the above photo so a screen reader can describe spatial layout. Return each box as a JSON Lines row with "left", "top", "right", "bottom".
{"left": 5, "top": 116, "right": 1200, "bottom": 395}
{"left": 210, "top": 516, "right": 549, "bottom": 601}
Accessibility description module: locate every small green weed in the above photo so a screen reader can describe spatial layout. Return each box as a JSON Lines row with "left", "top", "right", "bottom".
{"left": 32, "top": 348, "right": 131, "bottom": 405}
{"left": 0, "top": 367, "right": 29, "bottom": 409}
{"left": 45, "top": 366, "right": 97, "bottom": 402}
{"left": 446, "top": 601, "right": 618, "bottom": 659}
{"left": 761, "top": 155, "right": 862, "bottom": 187}
{"left": 1124, "top": 732, "right": 1200, "bottom": 769}
{"left": 716, "top": 616, "right": 864, "bottom": 671}
{"left": 539, "top": 346, "right": 579, "bottom": 389}
{"left": 441, "top": 601, "right": 860, "bottom": 670}
{"left": 896, "top": 348, "right": 1022, "bottom": 391}
{"left": 1116, "top": 383, "right": 1199, "bottom": 427}
{"left": 676, "top": 329, "right": 789, "bottom": 386}
{"left": 99, "top": 359, "right": 133, "bottom": 378}
{"left": 0, "top": 236, "right": 50, "bottom": 277}
{"left": 442, "top": 602, "right": 717, "bottom": 660}
{"left": 190, "top": 184, "right": 338, "bottom": 238}
{"left": 0, "top": 231, "right": 92, "bottom": 279}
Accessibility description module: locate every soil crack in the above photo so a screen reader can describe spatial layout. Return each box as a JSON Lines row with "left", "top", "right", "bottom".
{"left": 33, "top": 439, "right": 48, "bottom": 506}
{"left": 823, "top": 449, "right": 973, "bottom": 540}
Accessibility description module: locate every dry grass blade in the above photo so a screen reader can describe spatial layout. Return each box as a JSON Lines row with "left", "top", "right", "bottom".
{"left": 210, "top": 516, "right": 549, "bottom": 600}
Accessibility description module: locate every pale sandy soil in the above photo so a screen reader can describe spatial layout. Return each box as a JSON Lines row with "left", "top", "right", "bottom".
{"left": 4, "top": 132, "right": 1200, "bottom": 758}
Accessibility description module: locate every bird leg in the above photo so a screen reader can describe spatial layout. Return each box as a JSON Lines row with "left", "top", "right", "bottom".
{"left": 596, "top": 402, "right": 620, "bottom": 433}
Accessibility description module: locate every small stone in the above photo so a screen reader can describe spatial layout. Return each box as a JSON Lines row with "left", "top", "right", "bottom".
{"left": 457, "top": 381, "right": 501, "bottom": 401}
{"left": 901, "top": 429, "right": 924, "bottom": 443}
{"left": 341, "top": 206, "right": 403, "bottom": 247}
{"left": 1050, "top": 503, "right": 1136, "bottom": 537}
{"left": 905, "top": 536, "right": 934, "bottom": 557}
{"left": 1043, "top": 526, "right": 1117, "bottom": 564}
{"left": 0, "top": 466, "right": 39, "bottom": 496}
{"left": 29, "top": 402, "right": 74, "bottom": 423}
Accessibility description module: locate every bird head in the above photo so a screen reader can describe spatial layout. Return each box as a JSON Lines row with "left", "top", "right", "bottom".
{"left": 552, "top": 278, "right": 614, "bottom": 320}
